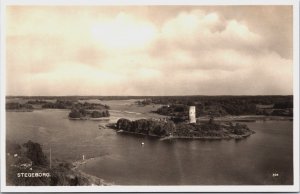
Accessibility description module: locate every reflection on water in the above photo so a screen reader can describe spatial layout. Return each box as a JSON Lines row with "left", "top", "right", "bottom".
{"left": 6, "top": 109, "right": 293, "bottom": 185}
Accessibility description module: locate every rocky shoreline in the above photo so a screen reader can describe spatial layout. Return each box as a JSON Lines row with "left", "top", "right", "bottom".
{"left": 159, "top": 130, "right": 255, "bottom": 141}
{"left": 68, "top": 116, "right": 110, "bottom": 121}
{"left": 71, "top": 159, "right": 113, "bottom": 186}
{"left": 116, "top": 128, "right": 255, "bottom": 141}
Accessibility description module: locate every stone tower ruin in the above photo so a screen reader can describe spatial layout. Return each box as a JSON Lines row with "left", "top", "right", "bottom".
{"left": 189, "top": 106, "right": 196, "bottom": 123}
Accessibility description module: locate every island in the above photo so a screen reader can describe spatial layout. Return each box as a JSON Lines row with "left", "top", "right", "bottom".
{"left": 69, "top": 109, "right": 110, "bottom": 120}
{"left": 6, "top": 102, "right": 33, "bottom": 112}
{"left": 68, "top": 102, "right": 110, "bottom": 120}
{"left": 108, "top": 117, "right": 255, "bottom": 140}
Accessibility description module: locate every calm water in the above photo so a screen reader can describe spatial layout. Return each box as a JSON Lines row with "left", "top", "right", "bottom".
{"left": 6, "top": 108, "right": 293, "bottom": 185}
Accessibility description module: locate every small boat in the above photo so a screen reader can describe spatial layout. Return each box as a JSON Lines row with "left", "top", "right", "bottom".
{"left": 98, "top": 125, "right": 106, "bottom": 129}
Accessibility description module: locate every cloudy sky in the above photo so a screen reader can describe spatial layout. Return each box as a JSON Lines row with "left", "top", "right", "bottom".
{"left": 6, "top": 6, "right": 293, "bottom": 96}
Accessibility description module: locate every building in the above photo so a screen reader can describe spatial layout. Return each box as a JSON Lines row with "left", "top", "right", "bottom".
{"left": 189, "top": 106, "right": 196, "bottom": 123}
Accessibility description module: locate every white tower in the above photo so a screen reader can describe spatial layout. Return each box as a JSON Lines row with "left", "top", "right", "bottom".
{"left": 189, "top": 106, "right": 196, "bottom": 123}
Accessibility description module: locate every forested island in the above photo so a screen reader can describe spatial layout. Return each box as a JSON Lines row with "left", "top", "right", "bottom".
{"left": 68, "top": 109, "right": 110, "bottom": 120}
{"left": 68, "top": 102, "right": 110, "bottom": 119}
{"left": 6, "top": 99, "right": 111, "bottom": 120}
{"left": 6, "top": 99, "right": 110, "bottom": 110}
{"left": 109, "top": 117, "right": 255, "bottom": 140}
{"left": 6, "top": 102, "right": 33, "bottom": 112}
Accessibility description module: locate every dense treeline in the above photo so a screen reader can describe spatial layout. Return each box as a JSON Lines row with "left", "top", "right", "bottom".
{"left": 273, "top": 101, "right": 293, "bottom": 109}
{"left": 152, "top": 95, "right": 293, "bottom": 117}
{"left": 6, "top": 96, "right": 150, "bottom": 101}
{"left": 116, "top": 118, "right": 175, "bottom": 137}
{"left": 69, "top": 109, "right": 110, "bottom": 119}
{"left": 155, "top": 104, "right": 188, "bottom": 116}
{"left": 42, "top": 100, "right": 73, "bottom": 109}
{"left": 73, "top": 102, "right": 109, "bottom": 110}
{"left": 6, "top": 99, "right": 111, "bottom": 119}
{"left": 40, "top": 101, "right": 109, "bottom": 110}
{"left": 41, "top": 100, "right": 109, "bottom": 110}
{"left": 174, "top": 122, "right": 250, "bottom": 138}
{"left": 154, "top": 104, "right": 188, "bottom": 123}
{"left": 6, "top": 102, "right": 33, "bottom": 111}
{"left": 148, "top": 95, "right": 293, "bottom": 106}
{"left": 7, "top": 95, "right": 293, "bottom": 105}
{"left": 27, "top": 100, "right": 48, "bottom": 104}
{"left": 7, "top": 99, "right": 109, "bottom": 111}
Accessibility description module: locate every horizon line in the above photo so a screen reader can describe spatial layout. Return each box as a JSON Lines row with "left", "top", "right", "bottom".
{"left": 5, "top": 94, "right": 294, "bottom": 97}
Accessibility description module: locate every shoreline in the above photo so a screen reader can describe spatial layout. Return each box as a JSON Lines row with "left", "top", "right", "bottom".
{"left": 72, "top": 158, "right": 113, "bottom": 186}
{"left": 6, "top": 109, "right": 33, "bottom": 112}
{"left": 69, "top": 117, "right": 110, "bottom": 121}
{"left": 160, "top": 131, "right": 255, "bottom": 141}
{"left": 116, "top": 129, "right": 255, "bottom": 141}
{"left": 116, "top": 129, "right": 161, "bottom": 138}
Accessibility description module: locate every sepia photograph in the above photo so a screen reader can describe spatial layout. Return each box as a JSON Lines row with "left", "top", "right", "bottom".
{"left": 0, "top": 0, "right": 299, "bottom": 192}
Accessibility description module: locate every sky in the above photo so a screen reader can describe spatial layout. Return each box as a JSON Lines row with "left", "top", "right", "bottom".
{"left": 6, "top": 6, "right": 293, "bottom": 96}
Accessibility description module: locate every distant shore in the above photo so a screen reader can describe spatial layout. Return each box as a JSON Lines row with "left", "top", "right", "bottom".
{"left": 6, "top": 109, "right": 33, "bottom": 112}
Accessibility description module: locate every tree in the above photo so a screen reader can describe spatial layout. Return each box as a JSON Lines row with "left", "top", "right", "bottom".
{"left": 22, "top": 140, "right": 47, "bottom": 166}
{"left": 91, "top": 111, "right": 102, "bottom": 118}
{"left": 163, "top": 121, "right": 176, "bottom": 135}
{"left": 78, "top": 109, "right": 87, "bottom": 117}
{"left": 69, "top": 109, "right": 81, "bottom": 118}
{"left": 105, "top": 110, "right": 110, "bottom": 117}
{"left": 117, "top": 118, "right": 132, "bottom": 131}
{"left": 152, "top": 124, "right": 165, "bottom": 136}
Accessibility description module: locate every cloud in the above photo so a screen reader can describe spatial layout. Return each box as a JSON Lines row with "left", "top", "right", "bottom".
{"left": 6, "top": 6, "right": 293, "bottom": 95}
{"left": 91, "top": 12, "right": 158, "bottom": 51}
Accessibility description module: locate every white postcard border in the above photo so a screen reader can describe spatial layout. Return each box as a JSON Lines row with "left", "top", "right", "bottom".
{"left": 0, "top": 0, "right": 299, "bottom": 192}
